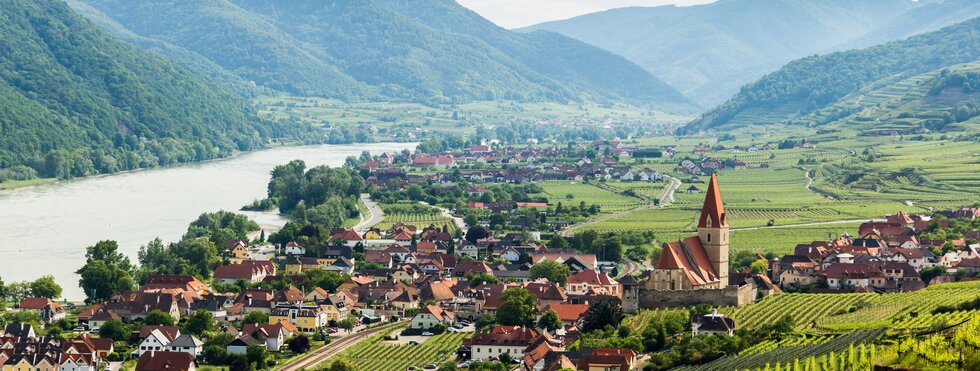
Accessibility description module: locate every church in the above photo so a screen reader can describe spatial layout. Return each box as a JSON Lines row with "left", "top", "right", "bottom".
{"left": 622, "top": 173, "right": 755, "bottom": 312}
{"left": 649, "top": 173, "right": 729, "bottom": 290}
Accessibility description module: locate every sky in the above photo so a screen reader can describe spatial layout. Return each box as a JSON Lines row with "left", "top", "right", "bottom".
{"left": 457, "top": 0, "right": 717, "bottom": 29}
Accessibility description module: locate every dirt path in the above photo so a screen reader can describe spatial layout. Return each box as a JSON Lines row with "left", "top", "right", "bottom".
{"left": 731, "top": 218, "right": 869, "bottom": 232}
{"left": 558, "top": 205, "right": 649, "bottom": 236}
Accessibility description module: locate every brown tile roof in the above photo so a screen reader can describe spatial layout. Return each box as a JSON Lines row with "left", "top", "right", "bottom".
{"left": 139, "top": 326, "right": 181, "bottom": 342}
{"left": 568, "top": 269, "right": 615, "bottom": 286}
{"left": 542, "top": 303, "right": 588, "bottom": 322}
{"left": 18, "top": 298, "right": 54, "bottom": 310}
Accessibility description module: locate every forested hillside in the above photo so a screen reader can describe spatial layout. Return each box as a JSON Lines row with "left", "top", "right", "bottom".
{"left": 73, "top": 0, "right": 689, "bottom": 107}
{"left": 683, "top": 17, "right": 980, "bottom": 133}
{"left": 0, "top": 0, "right": 306, "bottom": 180}
{"left": 525, "top": 0, "right": 980, "bottom": 106}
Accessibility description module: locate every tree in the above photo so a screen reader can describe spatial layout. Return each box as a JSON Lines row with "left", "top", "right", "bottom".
{"left": 99, "top": 319, "right": 129, "bottom": 341}
{"left": 496, "top": 288, "right": 536, "bottom": 327}
{"left": 329, "top": 358, "right": 358, "bottom": 371}
{"left": 29, "top": 275, "right": 62, "bottom": 299}
{"left": 920, "top": 265, "right": 947, "bottom": 285}
{"left": 242, "top": 311, "right": 269, "bottom": 326}
{"left": 245, "top": 344, "right": 267, "bottom": 369}
{"left": 287, "top": 334, "right": 311, "bottom": 354}
{"left": 581, "top": 300, "right": 624, "bottom": 332}
{"left": 537, "top": 309, "right": 563, "bottom": 332}
{"left": 77, "top": 240, "right": 134, "bottom": 303}
{"left": 183, "top": 310, "right": 216, "bottom": 336}
{"left": 144, "top": 310, "right": 175, "bottom": 326}
{"left": 338, "top": 318, "right": 356, "bottom": 333}
{"left": 749, "top": 259, "right": 769, "bottom": 275}
{"left": 465, "top": 226, "right": 490, "bottom": 244}
{"left": 468, "top": 272, "right": 499, "bottom": 287}
{"left": 437, "top": 362, "right": 458, "bottom": 371}
{"left": 529, "top": 260, "right": 571, "bottom": 286}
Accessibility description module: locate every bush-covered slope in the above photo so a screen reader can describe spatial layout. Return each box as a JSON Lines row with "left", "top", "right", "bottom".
{"left": 683, "top": 17, "right": 980, "bottom": 133}
{"left": 74, "top": 0, "right": 688, "bottom": 106}
{"left": 0, "top": 0, "right": 298, "bottom": 179}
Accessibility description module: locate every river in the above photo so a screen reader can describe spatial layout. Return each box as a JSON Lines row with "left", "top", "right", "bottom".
{"left": 0, "top": 143, "right": 416, "bottom": 300}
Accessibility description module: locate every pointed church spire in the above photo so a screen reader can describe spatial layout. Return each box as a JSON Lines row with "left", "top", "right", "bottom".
{"left": 698, "top": 173, "right": 727, "bottom": 228}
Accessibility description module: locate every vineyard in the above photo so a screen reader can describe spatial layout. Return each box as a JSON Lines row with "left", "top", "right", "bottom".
{"left": 376, "top": 203, "right": 459, "bottom": 233}
{"left": 335, "top": 331, "right": 471, "bottom": 370}
{"left": 534, "top": 181, "right": 646, "bottom": 213}
{"left": 722, "top": 281, "right": 980, "bottom": 334}
{"left": 674, "top": 328, "right": 884, "bottom": 371}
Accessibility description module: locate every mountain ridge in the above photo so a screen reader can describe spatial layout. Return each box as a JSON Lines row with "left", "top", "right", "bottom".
{"left": 72, "top": 0, "right": 690, "bottom": 108}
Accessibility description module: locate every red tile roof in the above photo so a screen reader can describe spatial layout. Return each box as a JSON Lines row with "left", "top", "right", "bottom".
{"left": 568, "top": 269, "right": 615, "bottom": 286}
{"left": 135, "top": 351, "right": 196, "bottom": 371}
{"left": 542, "top": 303, "right": 589, "bottom": 322}
{"left": 655, "top": 236, "right": 719, "bottom": 286}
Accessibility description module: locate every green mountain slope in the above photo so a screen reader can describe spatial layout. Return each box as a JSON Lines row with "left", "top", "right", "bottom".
{"left": 0, "top": 0, "right": 296, "bottom": 179}
{"left": 682, "top": 18, "right": 980, "bottom": 133}
{"left": 73, "top": 0, "right": 689, "bottom": 107}
{"left": 524, "top": 0, "right": 979, "bottom": 106}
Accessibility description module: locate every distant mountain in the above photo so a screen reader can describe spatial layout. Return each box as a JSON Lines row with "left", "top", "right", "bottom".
{"left": 0, "top": 0, "right": 298, "bottom": 179}
{"left": 72, "top": 0, "right": 689, "bottom": 107}
{"left": 682, "top": 18, "right": 980, "bottom": 133}
{"left": 524, "top": 0, "right": 980, "bottom": 106}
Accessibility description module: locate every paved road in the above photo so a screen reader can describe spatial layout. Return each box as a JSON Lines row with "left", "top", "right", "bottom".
{"left": 660, "top": 175, "right": 681, "bottom": 206}
{"left": 353, "top": 193, "right": 383, "bottom": 233}
{"left": 618, "top": 258, "right": 639, "bottom": 278}
{"left": 279, "top": 321, "right": 405, "bottom": 371}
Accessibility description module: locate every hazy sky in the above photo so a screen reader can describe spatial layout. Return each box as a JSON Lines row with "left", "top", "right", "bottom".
{"left": 457, "top": 0, "right": 717, "bottom": 29}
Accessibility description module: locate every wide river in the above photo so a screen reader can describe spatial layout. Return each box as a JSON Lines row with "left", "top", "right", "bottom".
{"left": 0, "top": 143, "right": 415, "bottom": 300}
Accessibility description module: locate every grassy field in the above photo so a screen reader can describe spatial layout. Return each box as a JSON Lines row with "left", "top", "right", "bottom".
{"left": 0, "top": 178, "right": 57, "bottom": 190}
{"left": 533, "top": 181, "right": 646, "bottom": 213}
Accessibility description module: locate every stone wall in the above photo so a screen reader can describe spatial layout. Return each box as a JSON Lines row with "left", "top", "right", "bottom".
{"left": 634, "top": 284, "right": 756, "bottom": 310}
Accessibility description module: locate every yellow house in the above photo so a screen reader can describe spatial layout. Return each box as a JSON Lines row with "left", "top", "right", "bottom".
{"left": 363, "top": 229, "right": 382, "bottom": 239}
{"left": 318, "top": 298, "right": 348, "bottom": 323}
{"left": 230, "top": 244, "right": 250, "bottom": 264}
{"left": 3, "top": 355, "right": 57, "bottom": 371}
{"left": 269, "top": 305, "right": 327, "bottom": 333}
{"left": 284, "top": 257, "right": 304, "bottom": 276}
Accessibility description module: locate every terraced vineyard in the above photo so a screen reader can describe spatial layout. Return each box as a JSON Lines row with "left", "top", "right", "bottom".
{"left": 729, "top": 222, "right": 861, "bottom": 255}
{"left": 336, "top": 331, "right": 471, "bottom": 370}
{"left": 721, "top": 293, "right": 875, "bottom": 330}
{"left": 816, "top": 281, "right": 980, "bottom": 333}
{"left": 674, "top": 328, "right": 884, "bottom": 370}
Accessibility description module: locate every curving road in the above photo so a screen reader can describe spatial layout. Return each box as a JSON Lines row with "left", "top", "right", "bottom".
{"left": 659, "top": 175, "right": 681, "bottom": 207}
{"left": 279, "top": 321, "right": 406, "bottom": 371}
{"left": 353, "top": 193, "right": 384, "bottom": 233}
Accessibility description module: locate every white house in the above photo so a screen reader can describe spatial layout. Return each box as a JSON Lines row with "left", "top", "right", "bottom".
{"left": 468, "top": 326, "right": 538, "bottom": 361}
{"left": 284, "top": 242, "right": 306, "bottom": 255}
{"left": 59, "top": 354, "right": 97, "bottom": 371}
{"left": 691, "top": 310, "right": 735, "bottom": 336}
{"left": 500, "top": 247, "right": 522, "bottom": 263}
{"left": 166, "top": 334, "right": 204, "bottom": 357}
{"left": 411, "top": 305, "right": 455, "bottom": 330}
{"left": 132, "top": 328, "right": 179, "bottom": 356}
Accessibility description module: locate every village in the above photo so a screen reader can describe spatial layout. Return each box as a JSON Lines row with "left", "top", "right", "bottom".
{"left": 1, "top": 141, "right": 979, "bottom": 371}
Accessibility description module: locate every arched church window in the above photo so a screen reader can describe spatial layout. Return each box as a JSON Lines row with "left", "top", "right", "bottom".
{"left": 707, "top": 233, "right": 711, "bottom": 242}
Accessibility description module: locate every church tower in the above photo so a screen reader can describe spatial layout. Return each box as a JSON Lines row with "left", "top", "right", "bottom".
{"left": 698, "top": 173, "right": 729, "bottom": 286}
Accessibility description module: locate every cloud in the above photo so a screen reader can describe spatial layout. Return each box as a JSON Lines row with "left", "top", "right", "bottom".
{"left": 457, "top": 0, "right": 716, "bottom": 29}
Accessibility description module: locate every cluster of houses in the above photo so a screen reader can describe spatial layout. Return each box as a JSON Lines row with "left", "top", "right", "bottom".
{"left": 0, "top": 324, "right": 114, "bottom": 371}
{"left": 772, "top": 209, "right": 980, "bottom": 292}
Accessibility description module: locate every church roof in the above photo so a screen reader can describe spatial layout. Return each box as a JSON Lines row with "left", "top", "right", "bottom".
{"left": 656, "top": 236, "right": 719, "bottom": 286}
{"left": 698, "top": 173, "right": 727, "bottom": 228}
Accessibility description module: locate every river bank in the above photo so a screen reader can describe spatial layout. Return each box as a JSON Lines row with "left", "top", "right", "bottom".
{"left": 0, "top": 142, "right": 416, "bottom": 300}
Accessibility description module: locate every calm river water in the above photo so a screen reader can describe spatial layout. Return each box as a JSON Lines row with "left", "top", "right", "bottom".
{"left": 0, "top": 143, "right": 415, "bottom": 300}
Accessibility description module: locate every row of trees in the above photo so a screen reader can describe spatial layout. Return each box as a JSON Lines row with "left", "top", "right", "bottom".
{"left": 0, "top": 275, "right": 63, "bottom": 301}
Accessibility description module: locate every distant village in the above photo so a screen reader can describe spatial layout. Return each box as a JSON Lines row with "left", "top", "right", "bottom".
{"left": 2, "top": 141, "right": 978, "bottom": 371}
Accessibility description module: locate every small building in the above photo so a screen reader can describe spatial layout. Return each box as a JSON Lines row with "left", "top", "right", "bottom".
{"left": 411, "top": 305, "right": 455, "bottom": 330}
{"left": 691, "top": 310, "right": 735, "bottom": 336}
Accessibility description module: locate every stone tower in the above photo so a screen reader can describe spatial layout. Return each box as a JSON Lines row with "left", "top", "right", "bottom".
{"left": 697, "top": 173, "right": 729, "bottom": 286}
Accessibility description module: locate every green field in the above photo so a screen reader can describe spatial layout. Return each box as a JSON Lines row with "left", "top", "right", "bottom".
{"left": 376, "top": 203, "right": 458, "bottom": 233}
{"left": 0, "top": 178, "right": 57, "bottom": 190}
{"left": 335, "top": 330, "right": 471, "bottom": 370}
{"left": 533, "top": 181, "right": 646, "bottom": 213}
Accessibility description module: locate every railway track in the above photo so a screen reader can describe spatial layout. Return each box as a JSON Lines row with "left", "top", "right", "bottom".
{"left": 279, "top": 321, "right": 406, "bottom": 371}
